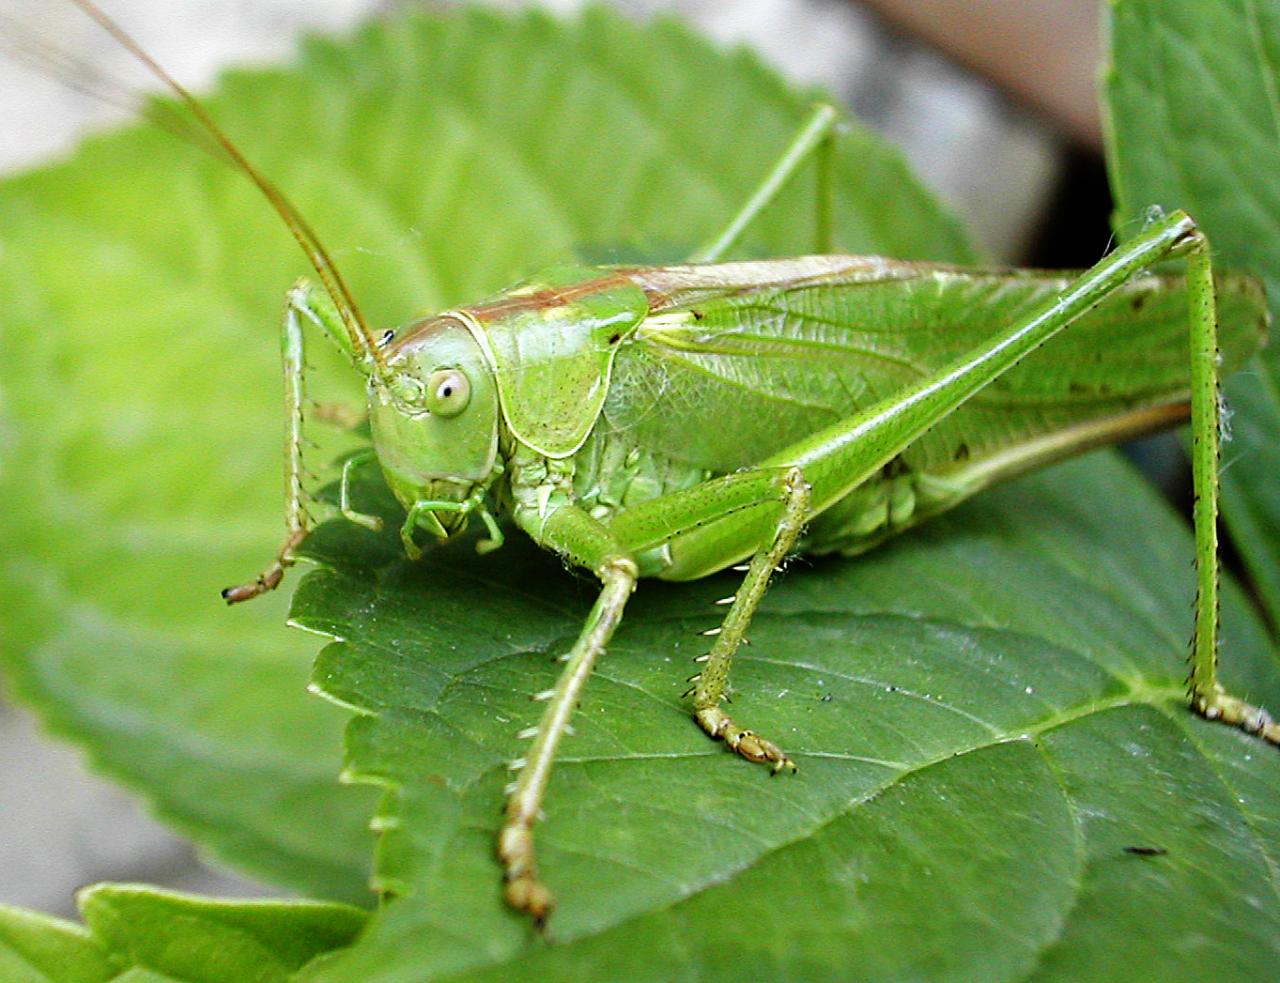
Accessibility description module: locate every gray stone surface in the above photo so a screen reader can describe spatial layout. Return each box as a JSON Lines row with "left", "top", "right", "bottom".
{"left": 0, "top": 695, "right": 270, "bottom": 915}
{"left": 0, "top": 0, "right": 1062, "bottom": 920}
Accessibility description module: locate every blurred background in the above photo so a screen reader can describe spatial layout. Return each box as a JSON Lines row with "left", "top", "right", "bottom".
{"left": 0, "top": 0, "right": 1107, "bottom": 915}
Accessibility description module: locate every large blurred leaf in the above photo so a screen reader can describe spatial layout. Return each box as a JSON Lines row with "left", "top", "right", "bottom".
{"left": 1105, "top": 0, "right": 1280, "bottom": 629}
{"left": 0, "top": 4, "right": 969, "bottom": 906}
{"left": 0, "top": 889, "right": 364, "bottom": 982}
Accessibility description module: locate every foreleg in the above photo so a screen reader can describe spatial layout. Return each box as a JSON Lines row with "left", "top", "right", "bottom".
{"left": 501, "top": 505, "right": 638, "bottom": 925}
{"left": 222, "top": 288, "right": 313, "bottom": 603}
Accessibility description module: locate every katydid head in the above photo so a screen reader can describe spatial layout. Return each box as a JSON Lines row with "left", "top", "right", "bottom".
{"left": 61, "top": 0, "right": 505, "bottom": 597}
{"left": 368, "top": 314, "right": 502, "bottom": 537}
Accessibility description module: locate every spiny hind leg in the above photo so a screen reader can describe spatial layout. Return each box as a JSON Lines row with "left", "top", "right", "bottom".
{"left": 689, "top": 467, "right": 811, "bottom": 773}
{"left": 1178, "top": 227, "right": 1279, "bottom": 746}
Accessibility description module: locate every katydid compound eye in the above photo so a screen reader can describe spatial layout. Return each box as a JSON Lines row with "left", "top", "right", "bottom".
{"left": 425, "top": 368, "right": 471, "bottom": 417}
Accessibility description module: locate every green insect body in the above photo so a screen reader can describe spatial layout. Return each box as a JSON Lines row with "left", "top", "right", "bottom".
{"left": 344, "top": 256, "right": 1264, "bottom": 577}
{"left": 54, "top": 4, "right": 1276, "bottom": 927}
{"left": 275, "top": 224, "right": 1271, "bottom": 923}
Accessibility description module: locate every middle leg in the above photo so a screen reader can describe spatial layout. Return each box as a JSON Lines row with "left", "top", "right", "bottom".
{"left": 690, "top": 467, "right": 810, "bottom": 772}
{"left": 609, "top": 466, "right": 816, "bottom": 772}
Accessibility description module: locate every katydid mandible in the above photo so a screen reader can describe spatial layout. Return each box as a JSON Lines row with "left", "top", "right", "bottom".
{"left": 75, "top": 0, "right": 1274, "bottom": 927}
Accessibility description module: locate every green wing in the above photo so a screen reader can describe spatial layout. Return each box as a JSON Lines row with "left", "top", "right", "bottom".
{"left": 607, "top": 258, "right": 1268, "bottom": 475}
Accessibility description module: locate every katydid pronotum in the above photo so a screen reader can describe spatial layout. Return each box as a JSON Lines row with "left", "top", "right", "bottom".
{"left": 57, "top": 0, "right": 1276, "bottom": 926}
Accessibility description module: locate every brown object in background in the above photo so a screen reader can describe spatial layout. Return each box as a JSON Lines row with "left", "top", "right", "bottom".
{"left": 859, "top": 0, "right": 1103, "bottom": 147}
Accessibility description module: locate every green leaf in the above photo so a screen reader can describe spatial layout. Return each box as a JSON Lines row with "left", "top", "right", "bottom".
{"left": 0, "top": 5, "right": 968, "bottom": 907}
{"left": 1105, "top": 0, "right": 1280, "bottom": 629}
{"left": 268, "top": 12, "right": 1270, "bottom": 977}
{"left": 0, "top": 889, "right": 365, "bottom": 983}
{"left": 0, "top": 904, "right": 112, "bottom": 983}
{"left": 79, "top": 886, "right": 363, "bottom": 983}
{"left": 293, "top": 456, "right": 1280, "bottom": 981}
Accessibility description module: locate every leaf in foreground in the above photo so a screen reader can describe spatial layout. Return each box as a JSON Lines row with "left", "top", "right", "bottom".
{"left": 0, "top": 904, "right": 111, "bottom": 983}
{"left": 292, "top": 456, "right": 1280, "bottom": 981}
{"left": 0, "top": 888, "right": 364, "bottom": 983}
{"left": 276, "top": 9, "right": 1279, "bottom": 978}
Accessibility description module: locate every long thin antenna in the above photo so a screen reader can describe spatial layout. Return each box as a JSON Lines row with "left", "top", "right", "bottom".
{"left": 0, "top": 12, "right": 226, "bottom": 162}
{"left": 67, "top": 0, "right": 389, "bottom": 375}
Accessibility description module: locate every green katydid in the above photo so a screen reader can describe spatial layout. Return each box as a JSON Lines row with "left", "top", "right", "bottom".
{"left": 70, "top": 0, "right": 1275, "bottom": 926}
